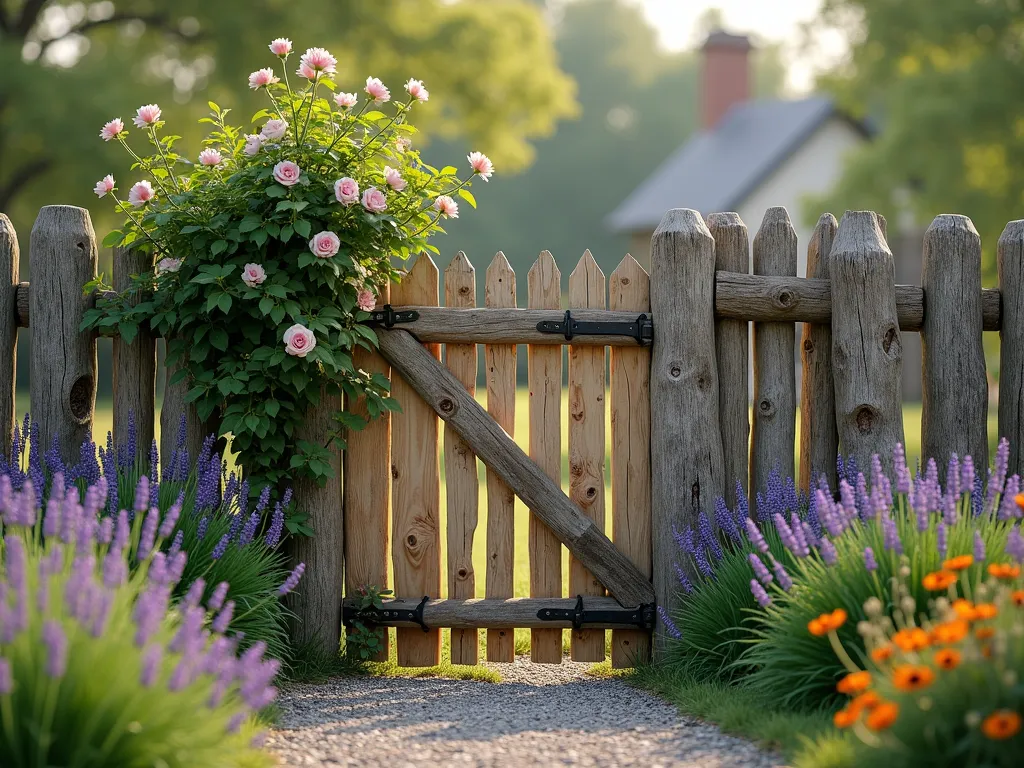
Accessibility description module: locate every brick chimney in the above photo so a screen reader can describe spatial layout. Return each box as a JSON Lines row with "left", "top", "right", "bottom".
{"left": 701, "top": 30, "right": 752, "bottom": 130}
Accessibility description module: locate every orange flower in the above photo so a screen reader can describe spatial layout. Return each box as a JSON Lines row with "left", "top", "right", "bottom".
{"left": 974, "top": 603, "right": 999, "bottom": 620}
{"left": 943, "top": 555, "right": 975, "bottom": 571}
{"left": 952, "top": 599, "right": 978, "bottom": 621}
{"left": 1016, "top": 492, "right": 1024, "bottom": 511}
{"left": 837, "top": 670, "right": 872, "bottom": 695}
{"left": 833, "top": 706, "right": 859, "bottom": 729}
{"left": 987, "top": 563, "right": 1021, "bottom": 580}
{"left": 923, "top": 570, "right": 959, "bottom": 591}
{"left": 893, "top": 627, "right": 931, "bottom": 652}
{"left": 808, "top": 609, "right": 848, "bottom": 636}
{"left": 892, "top": 664, "right": 936, "bottom": 692}
{"left": 852, "top": 691, "right": 882, "bottom": 711}
{"left": 976, "top": 627, "right": 996, "bottom": 640}
{"left": 866, "top": 701, "right": 899, "bottom": 731}
{"left": 981, "top": 710, "right": 1022, "bottom": 740}
{"left": 932, "top": 619, "right": 970, "bottom": 645}
{"left": 1013, "top": 590, "right": 1024, "bottom": 607}
{"left": 934, "top": 648, "right": 962, "bottom": 670}
{"left": 871, "top": 644, "right": 894, "bottom": 663}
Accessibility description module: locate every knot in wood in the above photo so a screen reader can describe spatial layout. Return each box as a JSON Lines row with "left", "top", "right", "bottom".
{"left": 69, "top": 375, "right": 93, "bottom": 423}
{"left": 438, "top": 397, "right": 456, "bottom": 415}
{"left": 758, "top": 398, "right": 776, "bottom": 418}
{"left": 882, "top": 326, "right": 899, "bottom": 356}
{"left": 696, "top": 371, "right": 711, "bottom": 392}
{"left": 669, "top": 363, "right": 682, "bottom": 380}
{"left": 772, "top": 288, "right": 795, "bottom": 310}
{"left": 691, "top": 480, "right": 701, "bottom": 511}
{"left": 585, "top": 485, "right": 597, "bottom": 499}
{"left": 406, "top": 534, "right": 418, "bottom": 548}
{"left": 855, "top": 405, "right": 877, "bottom": 434}
{"left": 456, "top": 567, "right": 470, "bottom": 579}
{"left": 620, "top": 277, "right": 630, "bottom": 286}
{"left": 803, "top": 338, "right": 814, "bottom": 353}
{"left": 569, "top": 461, "right": 583, "bottom": 478}
{"left": 391, "top": 465, "right": 400, "bottom": 480}
{"left": 458, "top": 285, "right": 471, "bottom": 296}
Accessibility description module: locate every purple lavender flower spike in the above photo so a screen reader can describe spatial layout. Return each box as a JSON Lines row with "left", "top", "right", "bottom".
{"left": 783, "top": 475, "right": 799, "bottom": 514}
{"left": 133, "top": 584, "right": 171, "bottom": 647}
{"left": 265, "top": 504, "right": 285, "bottom": 549}
{"left": 882, "top": 516, "right": 903, "bottom": 554}
{"left": 735, "top": 481, "right": 749, "bottom": 522}
{"left": 657, "top": 605, "right": 682, "bottom": 639}
{"left": 279, "top": 563, "right": 306, "bottom": 596}
{"left": 768, "top": 554, "right": 793, "bottom": 591}
{"left": 672, "top": 524, "right": 695, "bottom": 555}
{"left": 137, "top": 507, "right": 159, "bottom": 560}
{"left": 196, "top": 516, "right": 210, "bottom": 541}
{"left": 0, "top": 658, "right": 11, "bottom": 695}
{"left": 237, "top": 480, "right": 250, "bottom": 517}
{"left": 41, "top": 620, "right": 67, "bottom": 678}
{"left": 987, "top": 438, "right": 1011, "bottom": 513}
{"left": 870, "top": 454, "right": 885, "bottom": 493}
{"left": 255, "top": 485, "right": 271, "bottom": 515}
{"left": 1006, "top": 527, "right": 1024, "bottom": 563}
{"left": 43, "top": 495, "right": 62, "bottom": 538}
{"left": 148, "top": 442, "right": 159, "bottom": 509}
{"left": 212, "top": 600, "right": 235, "bottom": 634}
{"left": 97, "top": 516, "right": 114, "bottom": 545}
{"left": 674, "top": 563, "right": 694, "bottom": 594}
{"left": 126, "top": 409, "right": 138, "bottom": 467}
{"left": 226, "top": 511, "right": 244, "bottom": 543}
{"left": 937, "top": 521, "right": 948, "bottom": 560}
{"left": 90, "top": 591, "right": 113, "bottom": 638}
{"left": 693, "top": 546, "right": 715, "bottom": 580}
{"left": 819, "top": 537, "right": 838, "bottom": 565}
{"left": 973, "top": 530, "right": 986, "bottom": 561}
{"left": 221, "top": 471, "right": 237, "bottom": 513}
{"left": 0, "top": 474, "right": 12, "bottom": 522}
{"left": 801, "top": 520, "right": 819, "bottom": 549}
{"left": 133, "top": 476, "right": 149, "bottom": 516}
{"left": 208, "top": 581, "right": 229, "bottom": 612}
{"left": 140, "top": 644, "right": 162, "bottom": 687}
{"left": 838, "top": 479, "right": 857, "bottom": 525}
{"left": 158, "top": 492, "right": 184, "bottom": 539}
{"left": 698, "top": 512, "right": 723, "bottom": 560}
{"left": 947, "top": 453, "right": 961, "bottom": 499}
{"left": 961, "top": 456, "right": 975, "bottom": 500}
{"left": 836, "top": 454, "right": 845, "bottom": 484}
{"left": 714, "top": 497, "right": 742, "bottom": 545}
{"left": 168, "top": 530, "right": 184, "bottom": 559}
{"left": 924, "top": 458, "right": 940, "bottom": 510}
{"left": 972, "top": 474, "right": 983, "bottom": 517}
{"left": 748, "top": 553, "right": 773, "bottom": 586}
{"left": 893, "top": 443, "right": 911, "bottom": 495}
{"left": 211, "top": 533, "right": 230, "bottom": 561}
{"left": 863, "top": 546, "right": 878, "bottom": 572}
{"left": 806, "top": 488, "right": 823, "bottom": 538}
{"left": 844, "top": 454, "right": 859, "bottom": 486}
{"left": 744, "top": 518, "right": 769, "bottom": 554}
{"left": 750, "top": 579, "right": 772, "bottom": 608}
{"left": 855, "top": 473, "right": 870, "bottom": 522}
{"left": 999, "top": 475, "right": 1021, "bottom": 521}
{"left": 942, "top": 490, "right": 958, "bottom": 527}
{"left": 773, "top": 513, "right": 798, "bottom": 554}
{"left": 756, "top": 491, "right": 769, "bottom": 522}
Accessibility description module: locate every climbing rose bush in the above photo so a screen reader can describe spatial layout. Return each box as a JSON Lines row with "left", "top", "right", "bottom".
{"left": 85, "top": 38, "right": 493, "bottom": 504}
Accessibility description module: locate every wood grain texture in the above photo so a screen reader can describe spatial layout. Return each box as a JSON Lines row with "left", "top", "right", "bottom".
{"left": 527, "top": 251, "right": 564, "bottom": 664}
{"left": 484, "top": 253, "right": 517, "bottom": 662}
{"left": 830, "top": 211, "right": 905, "bottom": 476}
{"left": 999, "top": 221, "right": 1024, "bottom": 476}
{"left": 285, "top": 387, "right": 344, "bottom": 653}
{"left": 649, "top": 209, "right": 724, "bottom": 657}
{"left": 442, "top": 254, "right": 479, "bottom": 665}
{"left": 375, "top": 327, "right": 655, "bottom": 609}
{"left": 342, "top": 597, "right": 650, "bottom": 629}
{"left": 29, "top": 206, "right": 97, "bottom": 465}
{"left": 706, "top": 213, "right": 749, "bottom": 506}
{"left": 751, "top": 207, "right": 797, "bottom": 499}
{"left": 0, "top": 215, "right": 19, "bottom": 453}
{"left": 343, "top": 284, "right": 391, "bottom": 662}
{"left": 112, "top": 246, "right": 155, "bottom": 462}
{"left": 921, "top": 215, "right": 988, "bottom": 476}
{"left": 609, "top": 254, "right": 652, "bottom": 669}
{"left": 799, "top": 214, "right": 839, "bottom": 493}
{"left": 160, "top": 341, "right": 215, "bottom": 471}
{"left": 568, "top": 251, "right": 607, "bottom": 662}
{"left": 390, "top": 255, "right": 442, "bottom": 667}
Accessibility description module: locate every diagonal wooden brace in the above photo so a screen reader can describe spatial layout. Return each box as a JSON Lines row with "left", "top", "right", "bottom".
{"left": 376, "top": 327, "right": 656, "bottom": 608}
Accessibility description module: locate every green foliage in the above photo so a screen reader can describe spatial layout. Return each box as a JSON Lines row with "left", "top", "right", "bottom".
{"left": 343, "top": 584, "right": 391, "bottom": 661}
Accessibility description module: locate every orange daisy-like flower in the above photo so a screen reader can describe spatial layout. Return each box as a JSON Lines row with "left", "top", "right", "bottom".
{"left": 866, "top": 701, "right": 899, "bottom": 731}
{"left": 976, "top": 626, "right": 996, "bottom": 640}
{"left": 934, "top": 648, "right": 962, "bottom": 670}
{"left": 943, "top": 555, "right": 975, "bottom": 571}
{"left": 808, "top": 609, "right": 848, "bottom": 636}
{"left": 871, "top": 644, "right": 894, "bottom": 663}
{"left": 974, "top": 603, "right": 999, "bottom": 620}
{"left": 952, "top": 599, "right": 978, "bottom": 621}
{"left": 837, "top": 670, "right": 872, "bottom": 695}
{"left": 893, "top": 627, "right": 931, "bottom": 652}
{"left": 987, "top": 563, "right": 1021, "bottom": 580}
{"left": 833, "top": 706, "right": 859, "bottom": 729}
{"left": 981, "top": 710, "right": 1022, "bottom": 741}
{"left": 851, "top": 691, "right": 882, "bottom": 711}
{"left": 893, "top": 664, "right": 935, "bottom": 692}
{"left": 1016, "top": 492, "right": 1024, "bottom": 510}
{"left": 1013, "top": 590, "right": 1024, "bottom": 607}
{"left": 932, "top": 619, "right": 970, "bottom": 645}
{"left": 923, "top": 570, "right": 959, "bottom": 591}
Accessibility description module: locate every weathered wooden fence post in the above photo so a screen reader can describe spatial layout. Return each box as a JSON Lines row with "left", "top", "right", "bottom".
{"left": 29, "top": 206, "right": 97, "bottom": 464}
{"left": 830, "top": 211, "right": 905, "bottom": 475}
{"left": 650, "top": 209, "right": 724, "bottom": 656}
{"left": 112, "top": 246, "right": 156, "bottom": 459}
{"left": 799, "top": 213, "right": 839, "bottom": 493}
{"left": 998, "top": 220, "right": 1024, "bottom": 475}
{"left": 707, "top": 212, "right": 749, "bottom": 506}
{"left": 751, "top": 207, "right": 798, "bottom": 496}
{"left": 0, "top": 215, "right": 19, "bottom": 452}
{"left": 921, "top": 215, "right": 987, "bottom": 475}
{"left": 160, "top": 348, "right": 214, "bottom": 465}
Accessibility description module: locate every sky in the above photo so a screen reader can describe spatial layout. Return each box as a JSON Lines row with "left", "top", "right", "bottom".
{"left": 634, "top": 0, "right": 848, "bottom": 93}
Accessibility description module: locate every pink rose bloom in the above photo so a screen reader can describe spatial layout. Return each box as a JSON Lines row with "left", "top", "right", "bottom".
{"left": 296, "top": 62, "right": 317, "bottom": 80}
{"left": 468, "top": 151, "right": 494, "bottom": 181}
{"left": 248, "top": 68, "right": 280, "bottom": 90}
{"left": 243, "top": 134, "right": 263, "bottom": 156}
{"left": 242, "top": 263, "right": 267, "bottom": 287}
{"left": 283, "top": 324, "right": 316, "bottom": 357}
{"left": 334, "top": 92, "right": 358, "bottom": 109}
{"left": 133, "top": 104, "right": 162, "bottom": 129}
{"left": 272, "top": 161, "right": 301, "bottom": 186}
{"left": 356, "top": 289, "right": 377, "bottom": 312}
{"left": 100, "top": 118, "right": 125, "bottom": 142}
{"left": 361, "top": 187, "right": 387, "bottom": 214}
{"left": 269, "top": 38, "right": 292, "bottom": 56}
{"left": 261, "top": 118, "right": 288, "bottom": 141}
{"left": 334, "top": 177, "right": 359, "bottom": 206}
{"left": 93, "top": 175, "right": 115, "bottom": 198}
{"left": 309, "top": 231, "right": 341, "bottom": 259}
{"left": 299, "top": 47, "right": 337, "bottom": 76}
{"left": 383, "top": 166, "right": 407, "bottom": 192}
{"left": 396, "top": 137, "right": 411, "bottom": 153}
{"left": 434, "top": 195, "right": 459, "bottom": 218}
{"left": 404, "top": 78, "right": 429, "bottom": 102}
{"left": 157, "top": 257, "right": 182, "bottom": 274}
{"left": 128, "top": 180, "right": 155, "bottom": 207}
{"left": 364, "top": 77, "right": 390, "bottom": 104}
{"left": 198, "top": 148, "right": 223, "bottom": 166}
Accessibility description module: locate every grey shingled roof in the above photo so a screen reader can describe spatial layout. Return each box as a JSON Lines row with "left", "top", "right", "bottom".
{"left": 608, "top": 97, "right": 850, "bottom": 232}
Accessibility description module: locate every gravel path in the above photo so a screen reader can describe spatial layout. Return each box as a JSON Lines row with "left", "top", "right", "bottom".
{"left": 267, "top": 657, "right": 785, "bottom": 767}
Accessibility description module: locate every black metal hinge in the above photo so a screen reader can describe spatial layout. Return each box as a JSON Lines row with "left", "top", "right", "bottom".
{"left": 365, "top": 304, "right": 420, "bottom": 329}
{"left": 343, "top": 595, "right": 430, "bottom": 632}
{"left": 536, "top": 595, "right": 655, "bottom": 631}
{"left": 536, "top": 310, "right": 652, "bottom": 345}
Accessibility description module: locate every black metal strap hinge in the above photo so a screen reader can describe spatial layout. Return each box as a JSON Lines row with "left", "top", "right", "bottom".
{"left": 366, "top": 304, "right": 419, "bottom": 329}
{"left": 536, "top": 595, "right": 655, "bottom": 631}
{"left": 536, "top": 310, "right": 652, "bottom": 345}
{"left": 344, "top": 595, "right": 430, "bottom": 632}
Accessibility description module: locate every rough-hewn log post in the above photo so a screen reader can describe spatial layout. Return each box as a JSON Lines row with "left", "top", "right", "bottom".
{"left": 285, "top": 387, "right": 344, "bottom": 655}
{"left": 707, "top": 212, "right": 749, "bottom": 506}
{"left": 799, "top": 213, "right": 838, "bottom": 493}
{"left": 29, "top": 206, "right": 97, "bottom": 465}
{"left": 921, "top": 215, "right": 988, "bottom": 476}
{"left": 830, "top": 211, "right": 905, "bottom": 475}
{"left": 998, "top": 220, "right": 1024, "bottom": 475}
{"left": 112, "top": 246, "right": 156, "bottom": 460}
{"left": 649, "top": 209, "right": 724, "bottom": 655}
{"left": 750, "top": 207, "right": 797, "bottom": 496}
{"left": 0, "top": 215, "right": 19, "bottom": 453}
